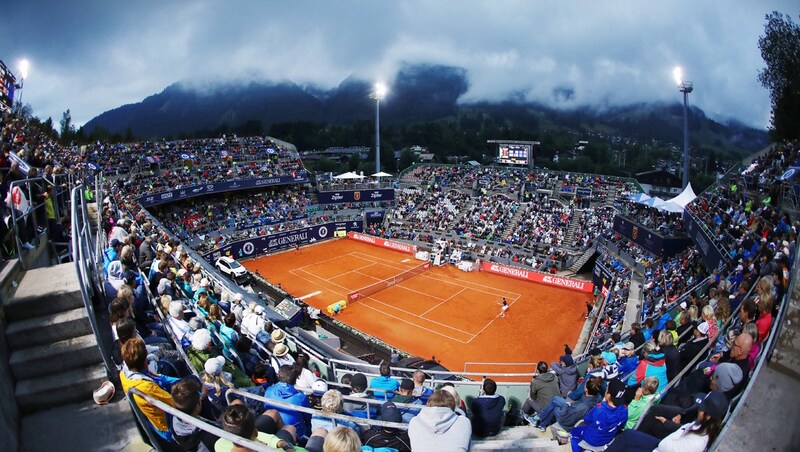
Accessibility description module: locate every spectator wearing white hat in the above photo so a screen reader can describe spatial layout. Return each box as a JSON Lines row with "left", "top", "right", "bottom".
{"left": 270, "top": 343, "right": 295, "bottom": 374}
{"left": 187, "top": 328, "right": 254, "bottom": 388}
{"left": 679, "top": 321, "right": 710, "bottom": 368}
{"left": 202, "top": 355, "right": 235, "bottom": 408}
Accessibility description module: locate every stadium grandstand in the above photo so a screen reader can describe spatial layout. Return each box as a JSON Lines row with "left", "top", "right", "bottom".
{"left": 1, "top": 104, "right": 800, "bottom": 452}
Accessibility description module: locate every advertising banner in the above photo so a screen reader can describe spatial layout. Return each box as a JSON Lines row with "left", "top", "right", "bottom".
{"left": 611, "top": 215, "right": 692, "bottom": 258}
{"left": 347, "top": 232, "right": 416, "bottom": 255}
{"left": 592, "top": 262, "right": 615, "bottom": 293}
{"left": 204, "top": 220, "right": 361, "bottom": 262}
{"left": 140, "top": 174, "right": 310, "bottom": 207}
{"left": 317, "top": 189, "right": 395, "bottom": 204}
{"left": 682, "top": 210, "right": 726, "bottom": 271}
{"left": 480, "top": 261, "right": 594, "bottom": 293}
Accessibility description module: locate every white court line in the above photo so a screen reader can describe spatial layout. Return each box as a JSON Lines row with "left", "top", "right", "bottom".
{"left": 296, "top": 252, "right": 371, "bottom": 272}
{"left": 420, "top": 287, "right": 466, "bottom": 316}
{"left": 298, "top": 291, "right": 322, "bottom": 300}
{"left": 362, "top": 295, "right": 476, "bottom": 337}
{"left": 349, "top": 251, "right": 522, "bottom": 298}
{"left": 465, "top": 297, "right": 522, "bottom": 344}
{"left": 294, "top": 268, "right": 354, "bottom": 293}
{"left": 356, "top": 300, "right": 472, "bottom": 344}
{"left": 401, "top": 258, "right": 411, "bottom": 263}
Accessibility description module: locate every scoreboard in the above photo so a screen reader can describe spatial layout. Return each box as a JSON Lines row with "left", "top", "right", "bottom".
{"left": 497, "top": 143, "right": 532, "bottom": 166}
{"left": 0, "top": 60, "right": 16, "bottom": 113}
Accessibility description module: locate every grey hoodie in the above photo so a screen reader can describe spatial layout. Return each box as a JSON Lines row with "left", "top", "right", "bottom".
{"left": 551, "top": 362, "right": 578, "bottom": 397}
{"left": 408, "top": 406, "right": 472, "bottom": 452}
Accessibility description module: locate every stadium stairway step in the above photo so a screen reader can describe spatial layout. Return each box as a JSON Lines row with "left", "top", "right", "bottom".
{"left": 471, "top": 425, "right": 569, "bottom": 451}
{"left": 5, "top": 307, "right": 93, "bottom": 350}
{"left": 10, "top": 333, "right": 102, "bottom": 380}
{"left": 2, "top": 263, "right": 106, "bottom": 414}
{"left": 563, "top": 208, "right": 583, "bottom": 246}
{"left": 568, "top": 242, "right": 597, "bottom": 273}
{"left": 15, "top": 363, "right": 107, "bottom": 414}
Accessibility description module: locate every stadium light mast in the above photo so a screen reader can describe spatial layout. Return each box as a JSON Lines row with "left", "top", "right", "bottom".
{"left": 371, "top": 82, "right": 387, "bottom": 174}
{"left": 674, "top": 66, "right": 693, "bottom": 189}
{"left": 15, "top": 59, "right": 29, "bottom": 108}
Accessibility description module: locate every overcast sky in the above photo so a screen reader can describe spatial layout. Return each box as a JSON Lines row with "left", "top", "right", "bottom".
{"left": 1, "top": 1, "right": 795, "bottom": 129}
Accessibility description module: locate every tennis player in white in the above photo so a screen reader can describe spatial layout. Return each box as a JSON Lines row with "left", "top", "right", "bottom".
{"left": 498, "top": 298, "right": 509, "bottom": 318}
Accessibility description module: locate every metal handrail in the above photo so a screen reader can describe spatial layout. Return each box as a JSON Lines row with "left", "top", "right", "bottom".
{"left": 327, "top": 357, "right": 536, "bottom": 379}
{"left": 127, "top": 388, "right": 280, "bottom": 451}
{"left": 224, "top": 387, "right": 409, "bottom": 429}
{"left": 71, "top": 185, "right": 115, "bottom": 377}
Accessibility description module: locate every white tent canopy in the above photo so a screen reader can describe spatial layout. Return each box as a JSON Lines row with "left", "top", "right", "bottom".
{"left": 665, "top": 183, "right": 697, "bottom": 208}
{"left": 333, "top": 172, "right": 364, "bottom": 179}
{"left": 628, "top": 193, "right": 652, "bottom": 203}
{"left": 657, "top": 201, "right": 684, "bottom": 213}
{"left": 371, "top": 172, "right": 393, "bottom": 177}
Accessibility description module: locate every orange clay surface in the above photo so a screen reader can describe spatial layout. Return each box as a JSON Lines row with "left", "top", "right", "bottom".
{"left": 243, "top": 238, "right": 592, "bottom": 378}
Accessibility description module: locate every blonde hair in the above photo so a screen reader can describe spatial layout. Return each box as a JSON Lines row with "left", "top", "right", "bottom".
{"left": 687, "top": 305, "right": 699, "bottom": 322}
{"left": 320, "top": 389, "right": 344, "bottom": 413}
{"left": 702, "top": 305, "right": 716, "bottom": 322}
{"left": 642, "top": 376, "right": 659, "bottom": 395}
{"left": 160, "top": 295, "right": 173, "bottom": 312}
{"left": 201, "top": 370, "right": 234, "bottom": 398}
{"left": 323, "top": 426, "right": 361, "bottom": 452}
{"left": 658, "top": 330, "right": 673, "bottom": 348}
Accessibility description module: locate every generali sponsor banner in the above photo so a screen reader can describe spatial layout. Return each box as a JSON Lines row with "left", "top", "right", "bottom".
{"left": 480, "top": 261, "right": 593, "bottom": 293}
{"left": 347, "top": 232, "right": 416, "bottom": 255}
{"left": 204, "top": 221, "right": 362, "bottom": 263}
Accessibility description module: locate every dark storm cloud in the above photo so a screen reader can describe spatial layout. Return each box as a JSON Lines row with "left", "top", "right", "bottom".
{"left": 1, "top": 0, "right": 795, "bottom": 128}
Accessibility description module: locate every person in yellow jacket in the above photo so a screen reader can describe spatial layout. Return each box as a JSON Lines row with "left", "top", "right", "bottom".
{"left": 120, "top": 337, "right": 176, "bottom": 441}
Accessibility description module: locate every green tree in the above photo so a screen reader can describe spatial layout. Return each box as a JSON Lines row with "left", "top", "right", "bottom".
{"left": 398, "top": 149, "right": 417, "bottom": 171}
{"left": 59, "top": 109, "right": 76, "bottom": 144}
{"left": 758, "top": 11, "right": 800, "bottom": 140}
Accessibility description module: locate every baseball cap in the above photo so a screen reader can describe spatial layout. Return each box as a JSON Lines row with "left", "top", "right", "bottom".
{"left": 607, "top": 379, "right": 627, "bottom": 406}
{"left": 696, "top": 391, "right": 729, "bottom": 420}
{"left": 560, "top": 354, "right": 574, "bottom": 366}
{"left": 601, "top": 351, "right": 618, "bottom": 365}
{"left": 312, "top": 379, "right": 328, "bottom": 396}
{"left": 713, "top": 363, "right": 743, "bottom": 393}
{"left": 620, "top": 342, "right": 635, "bottom": 351}
{"left": 204, "top": 356, "right": 226, "bottom": 376}
{"left": 697, "top": 322, "right": 710, "bottom": 336}
{"left": 93, "top": 381, "right": 116, "bottom": 405}
{"left": 381, "top": 402, "right": 402, "bottom": 423}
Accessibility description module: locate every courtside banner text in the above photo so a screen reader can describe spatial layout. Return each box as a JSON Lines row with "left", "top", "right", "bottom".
{"left": 205, "top": 221, "right": 361, "bottom": 262}
{"left": 480, "top": 261, "right": 594, "bottom": 293}
{"left": 347, "top": 232, "right": 417, "bottom": 255}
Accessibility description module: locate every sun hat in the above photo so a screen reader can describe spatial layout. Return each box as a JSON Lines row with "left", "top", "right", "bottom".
{"left": 93, "top": 381, "right": 116, "bottom": 405}
{"left": 204, "top": 356, "right": 226, "bottom": 376}
{"left": 271, "top": 329, "right": 286, "bottom": 343}
{"left": 273, "top": 343, "right": 289, "bottom": 357}
{"left": 312, "top": 380, "right": 329, "bottom": 396}
{"left": 191, "top": 328, "right": 212, "bottom": 351}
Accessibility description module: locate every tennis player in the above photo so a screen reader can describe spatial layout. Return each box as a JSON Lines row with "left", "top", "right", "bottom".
{"left": 498, "top": 298, "right": 509, "bottom": 318}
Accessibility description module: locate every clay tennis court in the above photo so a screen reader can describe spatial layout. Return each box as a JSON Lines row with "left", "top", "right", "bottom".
{"left": 243, "top": 238, "right": 592, "bottom": 378}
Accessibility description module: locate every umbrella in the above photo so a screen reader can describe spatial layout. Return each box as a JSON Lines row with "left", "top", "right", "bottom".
{"left": 371, "top": 172, "right": 394, "bottom": 177}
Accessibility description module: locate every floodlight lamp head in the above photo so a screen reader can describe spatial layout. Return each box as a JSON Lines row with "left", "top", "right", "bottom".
{"left": 19, "top": 59, "right": 29, "bottom": 80}
{"left": 672, "top": 66, "right": 683, "bottom": 86}
{"left": 373, "top": 82, "right": 387, "bottom": 100}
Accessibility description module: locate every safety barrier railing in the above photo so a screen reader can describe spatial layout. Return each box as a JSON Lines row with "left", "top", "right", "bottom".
{"left": 71, "top": 184, "right": 115, "bottom": 377}
{"left": 127, "top": 388, "right": 280, "bottom": 451}
{"left": 225, "top": 387, "right": 410, "bottom": 429}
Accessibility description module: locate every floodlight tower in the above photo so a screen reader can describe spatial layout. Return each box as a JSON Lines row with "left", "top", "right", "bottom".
{"left": 15, "top": 59, "right": 29, "bottom": 108}
{"left": 371, "top": 82, "right": 387, "bottom": 174}
{"left": 674, "top": 67, "right": 693, "bottom": 189}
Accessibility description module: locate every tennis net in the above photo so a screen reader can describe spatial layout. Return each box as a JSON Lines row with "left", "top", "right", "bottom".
{"left": 347, "top": 262, "right": 432, "bottom": 302}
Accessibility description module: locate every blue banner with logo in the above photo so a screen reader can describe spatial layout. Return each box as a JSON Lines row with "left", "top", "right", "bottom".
{"left": 612, "top": 215, "right": 692, "bottom": 258}
{"left": 317, "top": 189, "right": 395, "bottom": 204}
{"left": 203, "top": 220, "right": 363, "bottom": 262}
{"left": 682, "top": 210, "right": 726, "bottom": 271}
{"left": 592, "top": 262, "right": 615, "bottom": 293}
{"left": 139, "top": 174, "right": 310, "bottom": 207}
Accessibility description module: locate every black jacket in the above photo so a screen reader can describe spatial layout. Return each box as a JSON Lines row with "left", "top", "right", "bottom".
{"left": 470, "top": 394, "right": 506, "bottom": 437}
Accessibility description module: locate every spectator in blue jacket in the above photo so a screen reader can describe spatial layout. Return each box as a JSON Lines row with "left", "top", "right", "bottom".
{"left": 655, "top": 306, "right": 672, "bottom": 331}
{"left": 570, "top": 379, "right": 628, "bottom": 451}
{"left": 470, "top": 378, "right": 506, "bottom": 438}
{"left": 370, "top": 361, "right": 400, "bottom": 400}
{"left": 263, "top": 365, "right": 311, "bottom": 438}
{"left": 536, "top": 376, "right": 604, "bottom": 433}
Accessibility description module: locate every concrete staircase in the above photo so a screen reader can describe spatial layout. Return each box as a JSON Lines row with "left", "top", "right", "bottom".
{"left": 563, "top": 208, "right": 583, "bottom": 246}
{"left": 567, "top": 243, "right": 597, "bottom": 274}
{"left": 502, "top": 203, "right": 529, "bottom": 240}
{"left": 3, "top": 263, "right": 106, "bottom": 413}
